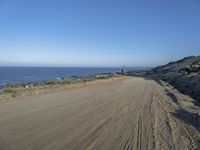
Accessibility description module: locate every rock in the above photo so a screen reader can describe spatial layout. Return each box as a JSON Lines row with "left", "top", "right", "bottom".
{"left": 149, "top": 56, "right": 200, "bottom": 104}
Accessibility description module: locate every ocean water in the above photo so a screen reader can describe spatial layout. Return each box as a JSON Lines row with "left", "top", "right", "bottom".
{"left": 0, "top": 66, "right": 149, "bottom": 87}
{"left": 0, "top": 67, "right": 122, "bottom": 85}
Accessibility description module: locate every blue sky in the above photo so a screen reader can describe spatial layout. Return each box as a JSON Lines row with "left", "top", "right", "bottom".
{"left": 0, "top": 0, "right": 200, "bottom": 67}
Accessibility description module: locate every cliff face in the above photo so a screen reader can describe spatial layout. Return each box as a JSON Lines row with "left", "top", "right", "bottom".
{"left": 149, "top": 56, "right": 200, "bottom": 103}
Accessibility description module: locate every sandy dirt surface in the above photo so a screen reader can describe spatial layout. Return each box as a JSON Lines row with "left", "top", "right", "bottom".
{"left": 0, "top": 77, "right": 199, "bottom": 150}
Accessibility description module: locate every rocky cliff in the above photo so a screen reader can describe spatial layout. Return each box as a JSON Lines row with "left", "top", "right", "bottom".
{"left": 149, "top": 56, "right": 200, "bottom": 104}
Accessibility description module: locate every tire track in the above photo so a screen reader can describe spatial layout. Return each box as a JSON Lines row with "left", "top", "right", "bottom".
{"left": 0, "top": 77, "right": 199, "bottom": 150}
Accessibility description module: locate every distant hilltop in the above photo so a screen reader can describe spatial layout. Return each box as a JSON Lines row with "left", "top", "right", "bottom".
{"left": 149, "top": 56, "right": 200, "bottom": 104}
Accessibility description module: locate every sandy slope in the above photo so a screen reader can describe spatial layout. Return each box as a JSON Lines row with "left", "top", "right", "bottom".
{"left": 0, "top": 77, "right": 199, "bottom": 150}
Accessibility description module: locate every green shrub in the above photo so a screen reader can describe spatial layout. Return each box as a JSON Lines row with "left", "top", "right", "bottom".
{"left": 3, "top": 88, "right": 15, "bottom": 93}
{"left": 11, "top": 91, "right": 18, "bottom": 97}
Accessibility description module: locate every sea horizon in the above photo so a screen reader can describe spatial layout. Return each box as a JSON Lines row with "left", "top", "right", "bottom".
{"left": 0, "top": 66, "right": 150, "bottom": 85}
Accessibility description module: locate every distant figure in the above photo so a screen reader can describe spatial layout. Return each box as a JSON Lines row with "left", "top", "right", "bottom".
{"left": 121, "top": 66, "right": 126, "bottom": 75}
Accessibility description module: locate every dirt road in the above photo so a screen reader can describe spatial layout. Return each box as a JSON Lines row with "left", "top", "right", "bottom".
{"left": 0, "top": 77, "right": 199, "bottom": 150}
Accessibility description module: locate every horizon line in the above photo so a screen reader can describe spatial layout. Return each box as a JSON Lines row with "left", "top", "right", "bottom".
{"left": 0, "top": 65, "right": 153, "bottom": 68}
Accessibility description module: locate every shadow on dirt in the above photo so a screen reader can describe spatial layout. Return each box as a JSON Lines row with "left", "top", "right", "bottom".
{"left": 166, "top": 91, "right": 178, "bottom": 103}
{"left": 171, "top": 108, "right": 200, "bottom": 132}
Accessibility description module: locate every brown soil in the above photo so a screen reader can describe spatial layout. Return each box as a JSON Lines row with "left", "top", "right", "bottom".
{"left": 0, "top": 77, "right": 199, "bottom": 150}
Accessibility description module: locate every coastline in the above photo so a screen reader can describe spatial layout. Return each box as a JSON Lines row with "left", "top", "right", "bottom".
{"left": 0, "top": 73, "right": 124, "bottom": 101}
{"left": 0, "top": 66, "right": 123, "bottom": 85}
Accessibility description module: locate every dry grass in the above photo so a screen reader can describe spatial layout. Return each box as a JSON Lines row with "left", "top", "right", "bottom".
{"left": 0, "top": 74, "right": 123, "bottom": 100}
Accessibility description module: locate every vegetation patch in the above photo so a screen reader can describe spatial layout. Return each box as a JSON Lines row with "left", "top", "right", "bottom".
{"left": 0, "top": 74, "right": 122, "bottom": 100}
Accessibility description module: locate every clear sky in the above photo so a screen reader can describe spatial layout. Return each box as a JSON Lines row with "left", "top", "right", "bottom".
{"left": 0, "top": 0, "right": 200, "bottom": 67}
